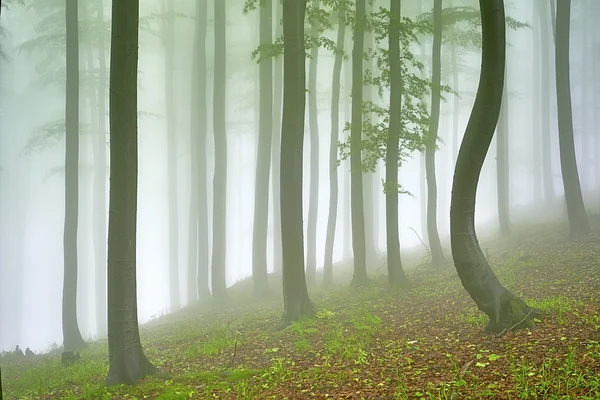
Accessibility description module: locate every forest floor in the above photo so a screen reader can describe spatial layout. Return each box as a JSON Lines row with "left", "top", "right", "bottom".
{"left": 2, "top": 218, "right": 600, "bottom": 399}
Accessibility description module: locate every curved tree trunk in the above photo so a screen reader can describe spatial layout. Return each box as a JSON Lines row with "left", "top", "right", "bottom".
{"left": 252, "top": 0, "right": 273, "bottom": 296}
{"left": 106, "top": 0, "right": 157, "bottom": 384}
{"left": 211, "top": 0, "right": 228, "bottom": 301}
{"left": 450, "top": 0, "right": 540, "bottom": 334}
{"left": 323, "top": 0, "right": 346, "bottom": 287}
{"left": 425, "top": 0, "right": 447, "bottom": 267}
{"left": 271, "top": 0, "right": 283, "bottom": 275}
{"left": 554, "top": 0, "right": 590, "bottom": 236}
{"left": 350, "top": 0, "right": 369, "bottom": 286}
{"left": 163, "top": 0, "right": 180, "bottom": 311}
{"left": 305, "top": 0, "right": 320, "bottom": 287}
{"left": 277, "top": 0, "right": 314, "bottom": 329}
{"left": 63, "top": 0, "right": 87, "bottom": 353}
{"left": 386, "top": 0, "right": 407, "bottom": 288}
{"left": 496, "top": 67, "right": 510, "bottom": 236}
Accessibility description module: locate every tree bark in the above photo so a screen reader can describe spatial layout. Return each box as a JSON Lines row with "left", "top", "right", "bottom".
{"left": 63, "top": 0, "right": 87, "bottom": 353}
{"left": 93, "top": 0, "right": 108, "bottom": 337}
{"left": 271, "top": 0, "right": 283, "bottom": 275}
{"left": 554, "top": 0, "right": 590, "bottom": 236}
{"left": 538, "top": 0, "right": 555, "bottom": 203}
{"left": 532, "top": 3, "right": 542, "bottom": 204}
{"left": 252, "top": 0, "right": 273, "bottom": 296}
{"left": 450, "top": 0, "right": 540, "bottom": 334}
{"left": 323, "top": 0, "right": 346, "bottom": 287}
{"left": 106, "top": 0, "right": 157, "bottom": 384}
{"left": 277, "top": 0, "right": 314, "bottom": 329}
{"left": 211, "top": 0, "right": 228, "bottom": 301}
{"left": 163, "top": 0, "right": 180, "bottom": 312}
{"left": 386, "top": 0, "right": 407, "bottom": 288}
{"left": 305, "top": 0, "right": 320, "bottom": 287}
{"left": 350, "top": 0, "right": 369, "bottom": 286}
{"left": 425, "top": 0, "right": 447, "bottom": 266}
{"left": 496, "top": 67, "right": 510, "bottom": 236}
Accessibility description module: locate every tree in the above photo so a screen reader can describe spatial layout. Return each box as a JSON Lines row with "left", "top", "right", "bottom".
{"left": 106, "top": 0, "right": 157, "bottom": 384}
{"left": 162, "top": 0, "right": 180, "bottom": 311}
{"left": 424, "top": 0, "right": 447, "bottom": 267}
{"left": 271, "top": 0, "right": 283, "bottom": 274}
{"left": 277, "top": 0, "right": 314, "bottom": 329}
{"left": 62, "top": 0, "right": 86, "bottom": 353}
{"left": 305, "top": 0, "right": 320, "bottom": 287}
{"left": 554, "top": 0, "right": 590, "bottom": 236}
{"left": 496, "top": 66, "right": 510, "bottom": 236}
{"left": 252, "top": 0, "right": 273, "bottom": 296}
{"left": 450, "top": 0, "right": 540, "bottom": 334}
{"left": 323, "top": 0, "right": 346, "bottom": 287}
{"left": 385, "top": 0, "right": 407, "bottom": 288}
{"left": 350, "top": 0, "right": 369, "bottom": 286}
{"left": 211, "top": 0, "right": 228, "bottom": 301}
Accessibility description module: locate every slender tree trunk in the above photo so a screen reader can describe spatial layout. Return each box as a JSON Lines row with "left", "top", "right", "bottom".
{"left": 252, "top": 0, "right": 273, "bottom": 296}
{"left": 350, "top": 0, "right": 369, "bottom": 286}
{"left": 550, "top": 0, "right": 556, "bottom": 42}
{"left": 63, "top": 0, "right": 87, "bottom": 353}
{"left": 323, "top": 0, "right": 346, "bottom": 287}
{"left": 554, "top": 0, "right": 590, "bottom": 236}
{"left": 532, "top": 3, "right": 542, "bottom": 204}
{"left": 211, "top": 0, "right": 228, "bottom": 301}
{"left": 305, "top": 0, "right": 320, "bottom": 287}
{"left": 106, "top": 0, "right": 157, "bottom": 385}
{"left": 579, "top": 2, "right": 589, "bottom": 192}
{"left": 386, "top": 0, "right": 407, "bottom": 288}
{"left": 425, "top": 0, "right": 447, "bottom": 266}
{"left": 496, "top": 67, "right": 510, "bottom": 236}
{"left": 271, "top": 0, "right": 283, "bottom": 275}
{"left": 450, "top": 0, "right": 540, "bottom": 334}
{"left": 163, "top": 0, "right": 180, "bottom": 311}
{"left": 420, "top": 152, "right": 427, "bottom": 240}
{"left": 451, "top": 42, "right": 460, "bottom": 164}
{"left": 277, "top": 0, "right": 314, "bottom": 329}
{"left": 342, "top": 36, "right": 352, "bottom": 260}
{"left": 93, "top": 0, "right": 108, "bottom": 337}
{"left": 538, "top": 0, "right": 555, "bottom": 203}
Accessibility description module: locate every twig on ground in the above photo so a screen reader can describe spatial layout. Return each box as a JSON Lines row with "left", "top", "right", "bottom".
{"left": 227, "top": 339, "right": 238, "bottom": 369}
{"left": 496, "top": 309, "right": 533, "bottom": 337}
{"left": 459, "top": 360, "right": 473, "bottom": 379}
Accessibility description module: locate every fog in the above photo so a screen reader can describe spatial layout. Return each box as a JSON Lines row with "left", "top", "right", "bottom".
{"left": 0, "top": 0, "right": 597, "bottom": 354}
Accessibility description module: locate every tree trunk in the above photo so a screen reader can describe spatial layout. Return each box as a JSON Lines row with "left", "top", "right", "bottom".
{"left": 163, "top": 0, "right": 180, "bottom": 312}
{"left": 496, "top": 67, "right": 510, "bottom": 236}
{"left": 93, "top": 0, "right": 108, "bottom": 337}
{"left": 63, "top": 0, "right": 87, "bottom": 353}
{"left": 252, "top": 0, "right": 273, "bottom": 296}
{"left": 277, "top": 0, "right": 314, "bottom": 329}
{"left": 271, "top": 0, "right": 283, "bottom": 275}
{"left": 538, "top": 0, "right": 555, "bottom": 203}
{"left": 425, "top": 0, "right": 447, "bottom": 267}
{"left": 323, "top": 0, "right": 346, "bottom": 287}
{"left": 450, "top": 0, "right": 540, "bottom": 334}
{"left": 386, "top": 0, "right": 407, "bottom": 288}
{"left": 532, "top": 3, "right": 542, "bottom": 204}
{"left": 305, "top": 0, "right": 320, "bottom": 287}
{"left": 211, "top": 0, "right": 228, "bottom": 301}
{"left": 106, "top": 0, "right": 157, "bottom": 384}
{"left": 342, "top": 34, "right": 352, "bottom": 260}
{"left": 450, "top": 41, "right": 460, "bottom": 164}
{"left": 554, "top": 0, "right": 590, "bottom": 236}
{"left": 350, "top": 0, "right": 369, "bottom": 286}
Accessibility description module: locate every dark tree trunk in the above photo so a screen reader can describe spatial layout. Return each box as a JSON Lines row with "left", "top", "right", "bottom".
{"left": 277, "top": 0, "right": 314, "bottom": 329}
{"left": 496, "top": 67, "right": 510, "bottom": 236}
{"left": 305, "top": 0, "right": 320, "bottom": 287}
{"left": 211, "top": 0, "right": 228, "bottom": 301}
{"left": 350, "top": 0, "right": 369, "bottom": 286}
{"left": 538, "top": 0, "right": 555, "bottom": 203}
{"left": 63, "top": 0, "right": 87, "bottom": 353}
{"left": 163, "top": 0, "right": 180, "bottom": 311}
{"left": 271, "top": 0, "right": 283, "bottom": 275}
{"left": 189, "top": 0, "right": 210, "bottom": 303}
{"left": 386, "top": 0, "right": 407, "bottom": 288}
{"left": 450, "top": 0, "right": 540, "bottom": 334}
{"left": 93, "top": 0, "right": 108, "bottom": 337}
{"left": 554, "top": 0, "right": 590, "bottom": 236}
{"left": 106, "top": 0, "right": 157, "bottom": 384}
{"left": 193, "top": 0, "right": 211, "bottom": 301}
{"left": 252, "top": 0, "right": 273, "bottom": 296}
{"left": 425, "top": 0, "right": 447, "bottom": 267}
{"left": 323, "top": 0, "right": 346, "bottom": 287}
